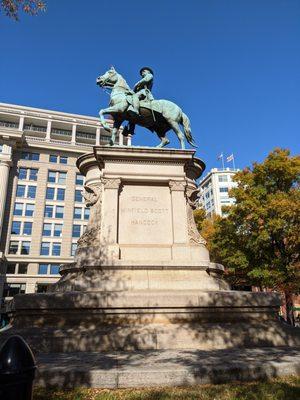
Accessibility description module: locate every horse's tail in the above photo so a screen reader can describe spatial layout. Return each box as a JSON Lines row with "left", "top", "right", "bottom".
{"left": 181, "top": 112, "right": 197, "bottom": 148}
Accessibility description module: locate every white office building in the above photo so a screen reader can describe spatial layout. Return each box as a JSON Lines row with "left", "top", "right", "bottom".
{"left": 199, "top": 168, "right": 239, "bottom": 217}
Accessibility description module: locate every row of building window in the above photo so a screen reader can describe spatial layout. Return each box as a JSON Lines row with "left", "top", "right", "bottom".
{"left": 18, "top": 167, "right": 84, "bottom": 186}
{"left": 8, "top": 240, "right": 80, "bottom": 256}
{"left": 13, "top": 202, "right": 89, "bottom": 220}
{"left": 6, "top": 262, "right": 60, "bottom": 275}
{"left": 15, "top": 186, "right": 84, "bottom": 203}
{"left": 20, "top": 152, "right": 68, "bottom": 165}
{"left": 16, "top": 185, "right": 36, "bottom": 199}
{"left": 11, "top": 221, "right": 32, "bottom": 235}
{"left": 11, "top": 222, "right": 86, "bottom": 238}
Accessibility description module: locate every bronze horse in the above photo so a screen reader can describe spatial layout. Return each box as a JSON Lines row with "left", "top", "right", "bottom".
{"left": 96, "top": 67, "right": 197, "bottom": 149}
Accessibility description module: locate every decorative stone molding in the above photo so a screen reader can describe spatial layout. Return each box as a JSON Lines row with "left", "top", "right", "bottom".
{"left": 102, "top": 178, "right": 121, "bottom": 189}
{"left": 0, "top": 159, "right": 12, "bottom": 168}
{"left": 185, "top": 185, "right": 206, "bottom": 246}
{"left": 82, "top": 184, "right": 101, "bottom": 207}
{"left": 77, "top": 184, "right": 102, "bottom": 251}
{"left": 169, "top": 180, "right": 186, "bottom": 192}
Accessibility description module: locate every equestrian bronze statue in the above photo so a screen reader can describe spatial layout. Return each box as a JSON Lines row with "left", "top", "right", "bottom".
{"left": 96, "top": 67, "right": 197, "bottom": 149}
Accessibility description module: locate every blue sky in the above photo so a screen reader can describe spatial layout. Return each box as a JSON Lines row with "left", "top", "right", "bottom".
{"left": 1, "top": 0, "right": 299, "bottom": 171}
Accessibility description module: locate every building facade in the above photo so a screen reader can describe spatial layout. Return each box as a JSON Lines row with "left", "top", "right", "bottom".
{"left": 198, "top": 168, "right": 239, "bottom": 217}
{"left": 0, "top": 102, "right": 129, "bottom": 309}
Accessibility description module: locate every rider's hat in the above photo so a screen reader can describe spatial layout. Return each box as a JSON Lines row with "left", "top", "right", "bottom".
{"left": 140, "top": 66, "right": 154, "bottom": 76}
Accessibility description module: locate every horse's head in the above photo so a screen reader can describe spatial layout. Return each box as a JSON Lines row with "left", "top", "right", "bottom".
{"left": 96, "top": 66, "right": 118, "bottom": 88}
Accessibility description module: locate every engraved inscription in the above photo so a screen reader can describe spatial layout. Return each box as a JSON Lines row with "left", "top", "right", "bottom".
{"left": 119, "top": 185, "right": 173, "bottom": 245}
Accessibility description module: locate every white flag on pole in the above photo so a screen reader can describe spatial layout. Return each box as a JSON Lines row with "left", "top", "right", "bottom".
{"left": 217, "top": 152, "right": 223, "bottom": 160}
{"left": 226, "top": 154, "right": 234, "bottom": 162}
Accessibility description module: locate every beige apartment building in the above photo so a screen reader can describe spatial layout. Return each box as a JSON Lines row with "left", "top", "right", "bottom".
{"left": 0, "top": 102, "right": 129, "bottom": 309}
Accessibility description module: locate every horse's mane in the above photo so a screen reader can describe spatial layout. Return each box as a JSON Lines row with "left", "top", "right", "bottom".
{"left": 116, "top": 73, "right": 131, "bottom": 91}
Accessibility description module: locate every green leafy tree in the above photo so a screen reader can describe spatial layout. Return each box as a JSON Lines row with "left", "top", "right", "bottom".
{"left": 210, "top": 148, "right": 300, "bottom": 325}
{"left": 1, "top": 0, "right": 45, "bottom": 20}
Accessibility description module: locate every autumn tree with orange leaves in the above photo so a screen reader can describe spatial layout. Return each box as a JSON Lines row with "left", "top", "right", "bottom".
{"left": 209, "top": 149, "right": 300, "bottom": 325}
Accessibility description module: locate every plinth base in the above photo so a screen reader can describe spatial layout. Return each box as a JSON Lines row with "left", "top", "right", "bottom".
{"left": 2, "top": 290, "right": 299, "bottom": 354}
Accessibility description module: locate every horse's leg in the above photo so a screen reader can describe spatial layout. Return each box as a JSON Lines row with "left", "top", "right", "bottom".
{"left": 156, "top": 133, "right": 170, "bottom": 148}
{"left": 99, "top": 103, "right": 126, "bottom": 132}
{"left": 166, "top": 120, "right": 185, "bottom": 149}
{"left": 110, "top": 120, "right": 122, "bottom": 146}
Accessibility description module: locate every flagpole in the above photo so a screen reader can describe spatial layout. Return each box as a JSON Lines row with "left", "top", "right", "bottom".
{"left": 232, "top": 154, "right": 236, "bottom": 170}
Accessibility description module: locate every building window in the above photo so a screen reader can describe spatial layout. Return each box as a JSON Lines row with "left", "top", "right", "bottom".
{"left": 75, "top": 190, "right": 83, "bottom": 203}
{"left": 55, "top": 206, "right": 64, "bottom": 218}
{"left": 36, "top": 283, "right": 49, "bottom": 293}
{"left": 27, "top": 186, "right": 36, "bottom": 199}
{"left": 40, "top": 242, "right": 50, "bottom": 256}
{"left": 50, "top": 264, "right": 60, "bottom": 274}
{"left": 13, "top": 203, "right": 23, "bottom": 216}
{"left": 18, "top": 168, "right": 27, "bottom": 180}
{"left": 47, "top": 171, "right": 67, "bottom": 185}
{"left": 218, "top": 175, "right": 228, "bottom": 182}
{"left": 72, "top": 225, "right": 81, "bottom": 238}
{"left": 16, "top": 185, "right": 26, "bottom": 198}
{"left": 42, "top": 223, "right": 52, "bottom": 236}
{"left": 53, "top": 224, "right": 62, "bottom": 237}
{"left": 23, "top": 222, "right": 32, "bottom": 235}
{"left": 60, "top": 156, "right": 68, "bottom": 164}
{"left": 6, "top": 263, "right": 17, "bottom": 274}
{"left": 18, "top": 168, "right": 38, "bottom": 181}
{"left": 73, "top": 207, "right": 82, "bottom": 219}
{"left": 71, "top": 243, "right": 77, "bottom": 256}
{"left": 38, "top": 263, "right": 48, "bottom": 274}
{"left": 3, "top": 283, "right": 26, "bottom": 297}
{"left": 25, "top": 204, "right": 35, "bottom": 217}
{"left": 219, "top": 187, "right": 228, "bottom": 193}
{"left": 56, "top": 188, "right": 65, "bottom": 201}
{"left": 9, "top": 241, "right": 19, "bottom": 254}
{"left": 38, "top": 263, "right": 60, "bottom": 275}
{"left": 46, "top": 187, "right": 55, "bottom": 200}
{"left": 75, "top": 173, "right": 84, "bottom": 186}
{"left": 18, "top": 263, "right": 28, "bottom": 274}
{"left": 84, "top": 208, "right": 90, "bottom": 220}
{"left": 58, "top": 172, "right": 66, "bottom": 184}
{"left": 50, "top": 155, "right": 68, "bottom": 164}
{"left": 48, "top": 171, "right": 56, "bottom": 183}
{"left": 44, "top": 205, "right": 54, "bottom": 218}
{"left": 11, "top": 221, "right": 21, "bottom": 235}
{"left": 52, "top": 243, "right": 61, "bottom": 256}
{"left": 40, "top": 242, "right": 61, "bottom": 256}
{"left": 49, "top": 155, "right": 58, "bottom": 163}
{"left": 44, "top": 205, "right": 64, "bottom": 218}
{"left": 21, "top": 152, "right": 39, "bottom": 161}
{"left": 20, "top": 241, "right": 30, "bottom": 255}
{"left": 16, "top": 185, "right": 36, "bottom": 199}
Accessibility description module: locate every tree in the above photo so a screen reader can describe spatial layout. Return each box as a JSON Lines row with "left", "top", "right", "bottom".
{"left": 1, "top": 0, "right": 45, "bottom": 20}
{"left": 210, "top": 148, "right": 300, "bottom": 325}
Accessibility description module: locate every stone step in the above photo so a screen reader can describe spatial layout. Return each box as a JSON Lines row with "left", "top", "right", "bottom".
{"left": 34, "top": 347, "right": 300, "bottom": 388}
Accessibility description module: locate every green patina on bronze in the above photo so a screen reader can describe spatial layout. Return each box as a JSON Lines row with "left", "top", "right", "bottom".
{"left": 96, "top": 67, "right": 197, "bottom": 149}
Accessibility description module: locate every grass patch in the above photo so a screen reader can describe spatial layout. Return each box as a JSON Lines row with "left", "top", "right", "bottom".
{"left": 34, "top": 376, "right": 300, "bottom": 400}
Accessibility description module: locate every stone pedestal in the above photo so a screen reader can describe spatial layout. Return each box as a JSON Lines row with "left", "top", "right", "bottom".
{"left": 2, "top": 146, "right": 299, "bottom": 355}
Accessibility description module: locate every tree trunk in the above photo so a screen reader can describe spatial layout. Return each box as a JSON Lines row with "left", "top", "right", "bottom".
{"left": 284, "top": 290, "right": 295, "bottom": 326}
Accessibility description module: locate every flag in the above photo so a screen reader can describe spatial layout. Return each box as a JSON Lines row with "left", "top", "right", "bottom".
{"left": 226, "top": 154, "right": 234, "bottom": 162}
{"left": 217, "top": 152, "right": 223, "bottom": 160}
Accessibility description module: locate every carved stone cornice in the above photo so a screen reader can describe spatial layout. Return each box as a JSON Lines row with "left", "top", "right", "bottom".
{"left": 169, "top": 180, "right": 186, "bottom": 192}
{"left": 102, "top": 178, "right": 121, "bottom": 189}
